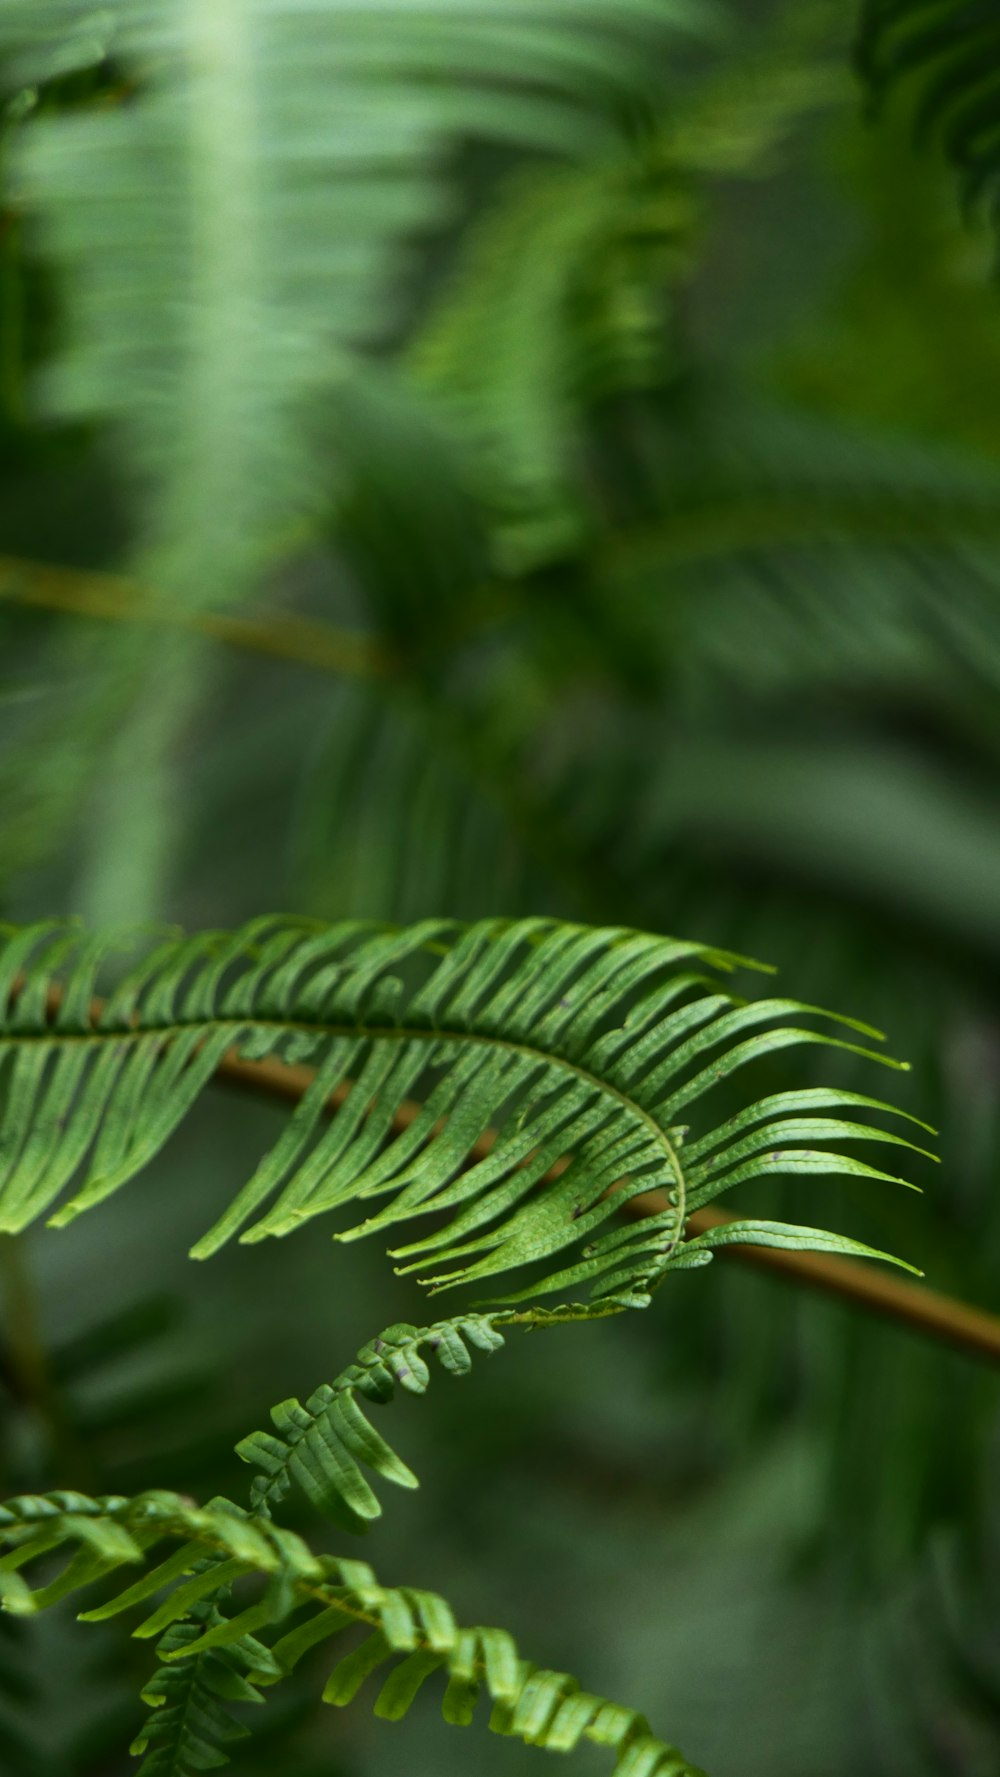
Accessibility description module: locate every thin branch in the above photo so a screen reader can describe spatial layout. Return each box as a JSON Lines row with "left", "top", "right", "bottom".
{"left": 211, "top": 1045, "right": 1000, "bottom": 1370}
{"left": 0, "top": 553, "right": 389, "bottom": 680}
{"left": 621, "top": 1193, "right": 1000, "bottom": 1365}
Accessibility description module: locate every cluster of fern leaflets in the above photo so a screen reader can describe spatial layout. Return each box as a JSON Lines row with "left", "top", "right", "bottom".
{"left": 0, "top": 913, "right": 929, "bottom": 1773}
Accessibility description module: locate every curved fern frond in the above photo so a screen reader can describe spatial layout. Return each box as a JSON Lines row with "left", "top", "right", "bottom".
{"left": 0, "top": 918, "right": 927, "bottom": 1305}
{"left": 856, "top": 1, "right": 1000, "bottom": 241}
{"left": 237, "top": 1191, "right": 934, "bottom": 1529}
{"left": 0, "top": 917, "right": 930, "bottom": 1303}
{"left": 0, "top": 1488, "right": 708, "bottom": 1777}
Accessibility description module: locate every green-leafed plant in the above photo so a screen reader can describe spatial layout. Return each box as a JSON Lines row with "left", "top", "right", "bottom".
{"left": 1, "top": 2, "right": 999, "bottom": 1774}
{"left": 0, "top": 915, "right": 929, "bottom": 1774}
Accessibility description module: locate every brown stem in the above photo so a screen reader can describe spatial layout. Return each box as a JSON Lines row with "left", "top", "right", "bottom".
{"left": 0, "top": 554, "right": 389, "bottom": 681}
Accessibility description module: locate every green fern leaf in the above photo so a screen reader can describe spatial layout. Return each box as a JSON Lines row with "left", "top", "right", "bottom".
{"left": 0, "top": 917, "right": 926, "bottom": 1305}
{"left": 0, "top": 1487, "right": 708, "bottom": 1776}
{"left": 237, "top": 1313, "right": 503, "bottom": 1527}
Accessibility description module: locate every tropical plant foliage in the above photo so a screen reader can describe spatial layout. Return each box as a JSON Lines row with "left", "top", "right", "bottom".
{"left": 0, "top": 1477, "right": 712, "bottom": 1777}
{"left": 0, "top": 0, "right": 998, "bottom": 1774}
{"left": 0, "top": 907, "right": 928, "bottom": 1772}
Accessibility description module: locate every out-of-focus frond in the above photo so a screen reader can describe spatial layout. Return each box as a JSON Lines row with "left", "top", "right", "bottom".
{"left": 3, "top": 0, "right": 723, "bottom": 600}
{"left": 864, "top": 1523, "right": 1000, "bottom": 1773}
{"left": 290, "top": 681, "right": 538, "bottom": 926}
{"left": 411, "top": 55, "right": 838, "bottom": 569}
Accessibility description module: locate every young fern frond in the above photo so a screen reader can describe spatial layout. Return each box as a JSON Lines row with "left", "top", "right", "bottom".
{"left": 238, "top": 1312, "right": 510, "bottom": 1527}
{"left": 241, "top": 1245, "right": 944, "bottom": 1534}
{"left": 0, "top": 1490, "right": 709, "bottom": 1777}
{"left": 856, "top": 1, "right": 1000, "bottom": 246}
{"left": 241, "top": 1303, "right": 676, "bottom": 1530}
{"left": 0, "top": 917, "right": 926, "bottom": 1306}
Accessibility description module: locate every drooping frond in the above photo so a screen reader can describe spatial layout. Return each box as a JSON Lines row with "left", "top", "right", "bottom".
{"left": 129, "top": 1552, "right": 268, "bottom": 1777}
{"left": 0, "top": 1488, "right": 709, "bottom": 1777}
{"left": 0, "top": 918, "right": 927, "bottom": 1305}
{"left": 237, "top": 1305, "right": 648, "bottom": 1528}
{"left": 238, "top": 1313, "right": 509, "bottom": 1527}
{"left": 856, "top": 1, "right": 1000, "bottom": 247}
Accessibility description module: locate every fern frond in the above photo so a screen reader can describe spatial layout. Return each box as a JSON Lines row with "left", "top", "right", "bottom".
{"left": 2, "top": 0, "right": 722, "bottom": 602}
{"left": 411, "top": 151, "right": 695, "bottom": 569}
{"left": 856, "top": 1, "right": 1000, "bottom": 243}
{"left": 601, "top": 391, "right": 1000, "bottom": 705}
{"left": 0, "top": 918, "right": 926, "bottom": 1305}
{"left": 411, "top": 52, "right": 838, "bottom": 570}
{"left": 237, "top": 1312, "right": 507, "bottom": 1527}
{"left": 0, "top": 1487, "right": 708, "bottom": 1777}
{"left": 238, "top": 1199, "right": 939, "bottom": 1528}
{"left": 291, "top": 679, "right": 536, "bottom": 925}
{"left": 236, "top": 1304, "right": 638, "bottom": 1528}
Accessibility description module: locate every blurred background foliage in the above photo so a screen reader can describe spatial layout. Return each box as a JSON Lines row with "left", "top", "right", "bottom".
{"left": 0, "top": 0, "right": 999, "bottom": 1772}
